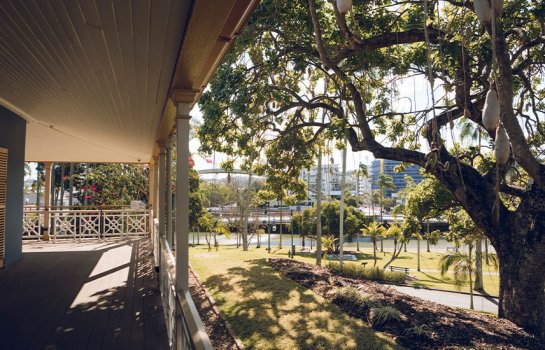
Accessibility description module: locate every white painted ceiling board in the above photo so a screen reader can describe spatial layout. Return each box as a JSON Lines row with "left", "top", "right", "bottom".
{"left": 26, "top": 123, "right": 150, "bottom": 163}
{"left": 0, "top": 0, "right": 189, "bottom": 163}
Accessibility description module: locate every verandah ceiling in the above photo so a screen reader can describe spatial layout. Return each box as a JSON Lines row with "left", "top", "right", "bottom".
{"left": 0, "top": 0, "right": 258, "bottom": 163}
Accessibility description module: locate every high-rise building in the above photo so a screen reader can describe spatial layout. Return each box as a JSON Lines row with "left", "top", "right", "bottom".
{"left": 371, "top": 159, "right": 424, "bottom": 198}
{"left": 301, "top": 162, "right": 372, "bottom": 200}
{"left": 301, "top": 163, "right": 343, "bottom": 198}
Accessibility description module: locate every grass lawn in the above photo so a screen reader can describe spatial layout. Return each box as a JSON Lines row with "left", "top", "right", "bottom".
{"left": 190, "top": 246, "right": 401, "bottom": 350}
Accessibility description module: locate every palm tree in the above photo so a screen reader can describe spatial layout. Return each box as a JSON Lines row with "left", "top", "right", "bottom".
{"left": 439, "top": 245, "right": 498, "bottom": 310}
{"left": 351, "top": 162, "right": 368, "bottom": 202}
{"left": 211, "top": 220, "right": 230, "bottom": 250}
{"left": 377, "top": 174, "right": 395, "bottom": 252}
{"left": 386, "top": 223, "right": 403, "bottom": 254}
{"left": 371, "top": 189, "right": 380, "bottom": 216}
{"left": 361, "top": 222, "right": 386, "bottom": 266}
{"left": 351, "top": 163, "right": 368, "bottom": 252}
{"left": 198, "top": 212, "right": 230, "bottom": 250}
{"left": 383, "top": 223, "right": 405, "bottom": 269}
{"left": 458, "top": 117, "right": 485, "bottom": 144}
{"left": 439, "top": 248, "right": 475, "bottom": 309}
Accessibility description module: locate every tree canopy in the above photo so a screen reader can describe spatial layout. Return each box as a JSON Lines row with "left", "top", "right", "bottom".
{"left": 198, "top": 0, "right": 545, "bottom": 339}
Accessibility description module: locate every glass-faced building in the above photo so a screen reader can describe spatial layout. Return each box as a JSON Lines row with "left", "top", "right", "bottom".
{"left": 371, "top": 159, "right": 424, "bottom": 198}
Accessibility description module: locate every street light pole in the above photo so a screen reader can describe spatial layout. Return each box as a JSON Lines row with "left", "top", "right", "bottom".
{"left": 291, "top": 209, "right": 295, "bottom": 257}
{"left": 300, "top": 209, "right": 304, "bottom": 248}
{"left": 267, "top": 209, "right": 271, "bottom": 253}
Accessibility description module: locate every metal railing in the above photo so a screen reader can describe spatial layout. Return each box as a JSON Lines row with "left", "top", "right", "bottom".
{"left": 153, "top": 219, "right": 213, "bottom": 350}
{"left": 23, "top": 209, "right": 150, "bottom": 240}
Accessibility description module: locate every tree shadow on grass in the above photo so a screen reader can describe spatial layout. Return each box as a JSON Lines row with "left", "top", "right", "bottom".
{"left": 419, "top": 272, "right": 453, "bottom": 284}
{"left": 354, "top": 252, "right": 375, "bottom": 260}
{"left": 204, "top": 258, "right": 400, "bottom": 350}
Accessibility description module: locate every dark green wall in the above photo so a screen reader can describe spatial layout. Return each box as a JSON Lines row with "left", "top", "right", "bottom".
{"left": 0, "top": 106, "right": 26, "bottom": 265}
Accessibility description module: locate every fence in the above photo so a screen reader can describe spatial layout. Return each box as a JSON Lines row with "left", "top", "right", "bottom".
{"left": 23, "top": 209, "right": 150, "bottom": 240}
{"left": 153, "top": 219, "right": 213, "bottom": 350}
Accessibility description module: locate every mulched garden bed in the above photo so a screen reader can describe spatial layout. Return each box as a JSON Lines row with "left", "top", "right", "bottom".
{"left": 189, "top": 268, "right": 244, "bottom": 350}
{"left": 270, "top": 258, "right": 543, "bottom": 350}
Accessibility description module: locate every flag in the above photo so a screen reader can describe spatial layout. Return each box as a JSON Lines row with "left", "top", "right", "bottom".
{"left": 205, "top": 158, "right": 213, "bottom": 164}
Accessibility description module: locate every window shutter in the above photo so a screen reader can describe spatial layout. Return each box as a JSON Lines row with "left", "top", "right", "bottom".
{"left": 0, "top": 147, "right": 7, "bottom": 268}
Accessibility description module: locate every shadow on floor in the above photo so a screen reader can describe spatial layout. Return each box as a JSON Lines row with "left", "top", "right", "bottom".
{"left": 0, "top": 238, "right": 167, "bottom": 350}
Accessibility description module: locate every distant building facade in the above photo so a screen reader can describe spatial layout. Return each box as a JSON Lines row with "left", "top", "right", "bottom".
{"left": 301, "top": 163, "right": 343, "bottom": 198}
{"left": 371, "top": 159, "right": 424, "bottom": 198}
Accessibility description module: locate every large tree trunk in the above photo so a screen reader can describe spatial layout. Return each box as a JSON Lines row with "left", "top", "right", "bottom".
{"left": 496, "top": 237, "right": 545, "bottom": 340}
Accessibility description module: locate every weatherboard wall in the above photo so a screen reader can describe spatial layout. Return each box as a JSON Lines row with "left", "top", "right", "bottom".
{"left": 0, "top": 107, "right": 26, "bottom": 265}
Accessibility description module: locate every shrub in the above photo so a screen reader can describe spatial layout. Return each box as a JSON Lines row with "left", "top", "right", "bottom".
{"left": 334, "top": 287, "right": 377, "bottom": 309}
{"left": 327, "top": 261, "right": 407, "bottom": 284}
{"left": 370, "top": 305, "right": 402, "bottom": 326}
{"left": 404, "top": 323, "right": 432, "bottom": 338}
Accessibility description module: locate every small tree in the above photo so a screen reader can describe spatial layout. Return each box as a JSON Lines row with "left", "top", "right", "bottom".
{"left": 198, "top": 212, "right": 230, "bottom": 250}
{"left": 321, "top": 235, "right": 338, "bottom": 256}
{"left": 382, "top": 223, "right": 403, "bottom": 268}
{"left": 361, "top": 222, "right": 386, "bottom": 266}
{"left": 439, "top": 240, "right": 498, "bottom": 310}
{"left": 320, "top": 200, "right": 366, "bottom": 253}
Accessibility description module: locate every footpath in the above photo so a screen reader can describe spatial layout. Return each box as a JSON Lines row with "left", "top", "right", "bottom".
{"left": 388, "top": 284, "right": 499, "bottom": 313}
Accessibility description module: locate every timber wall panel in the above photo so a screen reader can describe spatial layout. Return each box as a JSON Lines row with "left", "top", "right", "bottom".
{"left": 0, "top": 147, "right": 7, "bottom": 267}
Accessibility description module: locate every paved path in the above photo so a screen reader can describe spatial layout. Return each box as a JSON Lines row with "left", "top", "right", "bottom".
{"left": 389, "top": 284, "right": 499, "bottom": 313}
{"left": 417, "top": 268, "right": 499, "bottom": 275}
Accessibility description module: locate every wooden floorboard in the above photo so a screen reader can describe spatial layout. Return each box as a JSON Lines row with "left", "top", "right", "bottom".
{"left": 0, "top": 238, "right": 168, "bottom": 350}
{"left": 114, "top": 241, "right": 138, "bottom": 350}
{"left": 130, "top": 240, "right": 145, "bottom": 350}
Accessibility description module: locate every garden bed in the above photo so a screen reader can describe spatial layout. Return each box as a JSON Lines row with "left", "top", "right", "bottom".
{"left": 270, "top": 258, "right": 542, "bottom": 350}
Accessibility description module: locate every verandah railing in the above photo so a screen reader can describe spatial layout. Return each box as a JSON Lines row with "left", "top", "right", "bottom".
{"left": 153, "top": 219, "right": 213, "bottom": 350}
{"left": 23, "top": 209, "right": 150, "bottom": 239}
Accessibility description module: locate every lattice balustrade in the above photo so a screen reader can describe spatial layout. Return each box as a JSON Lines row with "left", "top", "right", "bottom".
{"left": 23, "top": 211, "right": 41, "bottom": 238}
{"left": 103, "top": 211, "right": 125, "bottom": 237}
{"left": 53, "top": 213, "right": 78, "bottom": 238}
{"left": 23, "top": 209, "right": 151, "bottom": 240}
{"left": 79, "top": 213, "right": 101, "bottom": 237}
{"left": 126, "top": 212, "right": 148, "bottom": 235}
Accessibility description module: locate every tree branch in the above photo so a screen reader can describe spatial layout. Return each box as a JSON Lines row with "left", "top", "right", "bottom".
{"left": 493, "top": 22, "right": 545, "bottom": 187}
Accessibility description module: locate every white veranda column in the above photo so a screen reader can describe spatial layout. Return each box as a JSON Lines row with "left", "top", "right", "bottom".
{"left": 166, "top": 143, "right": 173, "bottom": 246}
{"left": 158, "top": 145, "right": 167, "bottom": 237}
{"left": 175, "top": 103, "right": 191, "bottom": 292}
{"left": 153, "top": 156, "right": 159, "bottom": 219}
{"left": 149, "top": 160, "right": 155, "bottom": 214}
